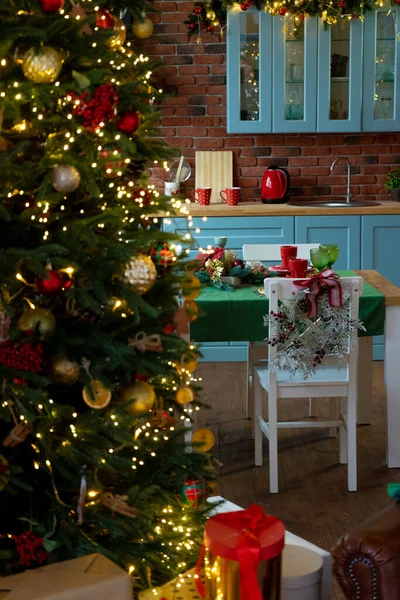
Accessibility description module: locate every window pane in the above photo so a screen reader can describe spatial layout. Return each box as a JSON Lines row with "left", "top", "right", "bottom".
{"left": 240, "top": 13, "right": 259, "bottom": 121}
{"left": 285, "top": 18, "right": 305, "bottom": 121}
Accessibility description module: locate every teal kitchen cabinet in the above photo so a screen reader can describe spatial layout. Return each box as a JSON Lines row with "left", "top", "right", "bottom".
{"left": 295, "top": 215, "right": 361, "bottom": 270}
{"left": 363, "top": 6, "right": 400, "bottom": 132}
{"left": 226, "top": 9, "right": 272, "bottom": 134}
{"left": 271, "top": 15, "right": 318, "bottom": 133}
{"left": 317, "top": 18, "right": 363, "bottom": 133}
{"left": 163, "top": 215, "right": 294, "bottom": 361}
{"left": 362, "top": 215, "right": 400, "bottom": 359}
{"left": 163, "top": 216, "right": 294, "bottom": 260}
{"left": 227, "top": 6, "right": 400, "bottom": 134}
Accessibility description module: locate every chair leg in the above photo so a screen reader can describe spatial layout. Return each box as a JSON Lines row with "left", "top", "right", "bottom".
{"left": 254, "top": 374, "right": 263, "bottom": 467}
{"left": 309, "top": 398, "right": 317, "bottom": 417}
{"left": 329, "top": 398, "right": 340, "bottom": 438}
{"left": 246, "top": 343, "right": 253, "bottom": 419}
{"left": 339, "top": 398, "right": 348, "bottom": 465}
{"left": 347, "top": 393, "right": 358, "bottom": 492}
{"left": 268, "top": 390, "right": 278, "bottom": 494}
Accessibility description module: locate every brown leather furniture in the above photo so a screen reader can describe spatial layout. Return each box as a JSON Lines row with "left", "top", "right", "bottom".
{"left": 332, "top": 502, "right": 400, "bottom": 599}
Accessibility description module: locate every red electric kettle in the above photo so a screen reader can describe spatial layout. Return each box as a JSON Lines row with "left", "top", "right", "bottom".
{"left": 261, "top": 166, "right": 290, "bottom": 203}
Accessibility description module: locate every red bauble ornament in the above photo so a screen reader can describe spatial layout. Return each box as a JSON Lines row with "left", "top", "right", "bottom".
{"left": 36, "top": 270, "right": 71, "bottom": 295}
{"left": 163, "top": 324, "right": 175, "bottom": 334}
{"left": 240, "top": 2, "right": 250, "bottom": 10}
{"left": 279, "top": 7, "right": 287, "bottom": 14}
{"left": 206, "top": 24, "right": 212, "bottom": 31}
{"left": 190, "top": 22, "right": 197, "bottom": 30}
{"left": 96, "top": 9, "right": 115, "bottom": 29}
{"left": 136, "top": 374, "right": 149, "bottom": 382}
{"left": 38, "top": 0, "right": 64, "bottom": 13}
{"left": 14, "top": 532, "right": 48, "bottom": 568}
{"left": 116, "top": 110, "right": 140, "bottom": 135}
{"left": 194, "top": 6, "right": 202, "bottom": 14}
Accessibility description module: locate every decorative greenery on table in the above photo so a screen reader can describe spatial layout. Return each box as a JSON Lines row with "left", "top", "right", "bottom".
{"left": 265, "top": 281, "right": 365, "bottom": 379}
{"left": 186, "top": 0, "right": 383, "bottom": 37}
{"left": 194, "top": 246, "right": 268, "bottom": 289}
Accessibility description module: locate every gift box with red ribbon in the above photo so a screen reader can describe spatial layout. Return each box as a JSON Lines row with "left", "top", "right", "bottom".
{"left": 196, "top": 504, "right": 285, "bottom": 600}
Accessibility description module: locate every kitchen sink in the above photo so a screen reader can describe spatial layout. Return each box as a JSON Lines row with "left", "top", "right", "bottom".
{"left": 288, "top": 200, "right": 381, "bottom": 208}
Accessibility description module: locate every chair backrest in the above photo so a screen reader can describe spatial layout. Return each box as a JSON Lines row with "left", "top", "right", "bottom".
{"left": 242, "top": 243, "right": 320, "bottom": 263}
{"left": 264, "top": 276, "right": 363, "bottom": 385}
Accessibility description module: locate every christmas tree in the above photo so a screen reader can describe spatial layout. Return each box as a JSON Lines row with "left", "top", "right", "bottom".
{"left": 0, "top": 0, "right": 213, "bottom": 594}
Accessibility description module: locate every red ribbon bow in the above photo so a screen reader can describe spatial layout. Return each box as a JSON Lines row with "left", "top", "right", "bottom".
{"left": 292, "top": 268, "right": 343, "bottom": 319}
{"left": 196, "top": 504, "right": 284, "bottom": 600}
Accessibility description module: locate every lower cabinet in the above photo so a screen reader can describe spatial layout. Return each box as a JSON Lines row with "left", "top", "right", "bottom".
{"left": 295, "top": 216, "right": 361, "bottom": 270}
{"left": 163, "top": 213, "right": 396, "bottom": 362}
{"left": 362, "top": 215, "right": 400, "bottom": 359}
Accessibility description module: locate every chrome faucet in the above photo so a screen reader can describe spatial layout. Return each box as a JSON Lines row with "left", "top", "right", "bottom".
{"left": 330, "top": 156, "right": 351, "bottom": 204}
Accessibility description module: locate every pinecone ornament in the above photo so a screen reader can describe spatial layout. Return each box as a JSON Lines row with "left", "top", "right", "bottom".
{"left": 123, "top": 254, "right": 157, "bottom": 295}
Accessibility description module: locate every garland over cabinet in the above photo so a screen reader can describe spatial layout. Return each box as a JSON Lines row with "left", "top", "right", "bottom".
{"left": 227, "top": 5, "right": 399, "bottom": 134}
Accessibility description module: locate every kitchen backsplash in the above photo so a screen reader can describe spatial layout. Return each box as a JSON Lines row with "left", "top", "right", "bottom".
{"left": 137, "top": 0, "right": 400, "bottom": 203}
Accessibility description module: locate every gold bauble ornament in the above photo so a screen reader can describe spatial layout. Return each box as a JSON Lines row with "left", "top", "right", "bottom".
{"left": 22, "top": 46, "right": 63, "bottom": 84}
{"left": 50, "top": 355, "right": 80, "bottom": 384}
{"left": 192, "top": 428, "right": 215, "bottom": 452}
{"left": 82, "top": 380, "right": 112, "bottom": 409}
{"left": 19, "top": 307, "right": 56, "bottom": 336}
{"left": 178, "top": 354, "right": 198, "bottom": 374}
{"left": 0, "top": 455, "right": 10, "bottom": 492}
{"left": 176, "top": 386, "right": 195, "bottom": 405}
{"left": 120, "top": 381, "right": 156, "bottom": 415}
{"left": 184, "top": 299, "right": 199, "bottom": 322}
{"left": 52, "top": 164, "right": 81, "bottom": 194}
{"left": 181, "top": 274, "right": 201, "bottom": 300}
{"left": 132, "top": 16, "right": 154, "bottom": 39}
{"left": 124, "top": 254, "right": 157, "bottom": 295}
{"left": 206, "top": 9, "right": 216, "bottom": 20}
{"left": 107, "top": 17, "right": 127, "bottom": 49}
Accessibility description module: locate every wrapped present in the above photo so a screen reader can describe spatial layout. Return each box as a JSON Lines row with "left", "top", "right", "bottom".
{"left": 198, "top": 504, "right": 285, "bottom": 600}
{"left": 0, "top": 553, "right": 132, "bottom": 599}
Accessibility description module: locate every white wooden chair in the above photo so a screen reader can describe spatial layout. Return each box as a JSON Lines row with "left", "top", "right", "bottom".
{"left": 242, "top": 243, "right": 320, "bottom": 425}
{"left": 254, "top": 276, "right": 363, "bottom": 493}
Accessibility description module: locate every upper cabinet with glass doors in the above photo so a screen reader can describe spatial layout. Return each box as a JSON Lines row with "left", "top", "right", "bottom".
{"left": 226, "top": 5, "right": 399, "bottom": 133}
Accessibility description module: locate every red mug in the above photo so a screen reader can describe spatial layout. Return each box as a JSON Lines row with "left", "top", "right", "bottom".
{"left": 191, "top": 188, "right": 212, "bottom": 205}
{"left": 280, "top": 245, "right": 297, "bottom": 268}
{"left": 289, "top": 258, "right": 309, "bottom": 278}
{"left": 220, "top": 187, "right": 240, "bottom": 206}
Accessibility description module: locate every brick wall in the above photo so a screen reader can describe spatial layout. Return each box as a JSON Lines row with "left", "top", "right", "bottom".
{"left": 139, "top": 1, "right": 400, "bottom": 202}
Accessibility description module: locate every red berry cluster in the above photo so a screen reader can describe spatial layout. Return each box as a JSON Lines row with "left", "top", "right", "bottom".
{"left": 13, "top": 532, "right": 48, "bottom": 567}
{"left": 268, "top": 311, "right": 295, "bottom": 346}
{"left": 0, "top": 335, "right": 44, "bottom": 373}
{"left": 0, "top": 463, "right": 8, "bottom": 476}
{"left": 74, "top": 84, "right": 119, "bottom": 129}
{"left": 338, "top": 0, "right": 346, "bottom": 7}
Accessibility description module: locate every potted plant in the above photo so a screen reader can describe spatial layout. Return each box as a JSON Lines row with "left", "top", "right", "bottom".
{"left": 385, "top": 168, "right": 400, "bottom": 201}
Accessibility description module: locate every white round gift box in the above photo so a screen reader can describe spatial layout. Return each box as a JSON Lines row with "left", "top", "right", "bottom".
{"left": 281, "top": 544, "right": 324, "bottom": 600}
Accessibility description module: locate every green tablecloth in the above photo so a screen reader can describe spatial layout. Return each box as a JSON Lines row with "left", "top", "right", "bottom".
{"left": 191, "top": 270, "right": 385, "bottom": 343}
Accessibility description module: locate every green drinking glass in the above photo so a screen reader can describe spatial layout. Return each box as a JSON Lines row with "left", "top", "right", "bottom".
{"left": 310, "top": 247, "right": 330, "bottom": 272}
{"left": 319, "top": 244, "right": 339, "bottom": 268}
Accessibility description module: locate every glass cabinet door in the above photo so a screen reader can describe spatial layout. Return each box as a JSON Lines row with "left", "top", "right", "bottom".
{"left": 272, "top": 15, "right": 317, "bottom": 132}
{"left": 227, "top": 8, "right": 272, "bottom": 133}
{"left": 363, "top": 5, "right": 400, "bottom": 131}
{"left": 317, "top": 18, "right": 363, "bottom": 132}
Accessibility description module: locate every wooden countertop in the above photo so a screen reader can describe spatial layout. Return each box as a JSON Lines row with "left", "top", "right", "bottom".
{"left": 184, "top": 201, "right": 400, "bottom": 217}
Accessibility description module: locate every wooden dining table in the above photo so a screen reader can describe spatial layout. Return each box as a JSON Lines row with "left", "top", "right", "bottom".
{"left": 192, "top": 270, "right": 400, "bottom": 468}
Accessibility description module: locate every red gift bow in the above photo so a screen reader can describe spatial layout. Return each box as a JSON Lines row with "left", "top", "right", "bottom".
{"left": 196, "top": 504, "right": 284, "bottom": 600}
{"left": 292, "top": 268, "right": 343, "bottom": 319}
